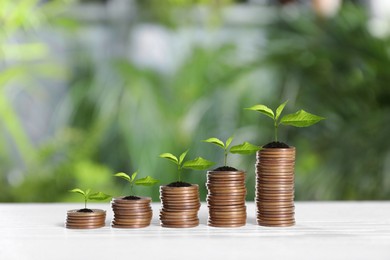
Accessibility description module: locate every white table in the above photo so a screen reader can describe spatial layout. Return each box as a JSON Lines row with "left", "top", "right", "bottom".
{"left": 1, "top": 202, "right": 389, "bottom": 260}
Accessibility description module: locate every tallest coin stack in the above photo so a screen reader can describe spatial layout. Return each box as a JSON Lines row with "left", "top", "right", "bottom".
{"left": 255, "top": 147, "right": 296, "bottom": 227}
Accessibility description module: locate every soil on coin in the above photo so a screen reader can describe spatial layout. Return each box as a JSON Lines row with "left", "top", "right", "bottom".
{"left": 263, "top": 141, "right": 289, "bottom": 148}
{"left": 167, "top": 181, "right": 192, "bottom": 187}
{"left": 77, "top": 208, "right": 93, "bottom": 213}
{"left": 123, "top": 195, "right": 142, "bottom": 200}
{"left": 213, "top": 166, "right": 238, "bottom": 171}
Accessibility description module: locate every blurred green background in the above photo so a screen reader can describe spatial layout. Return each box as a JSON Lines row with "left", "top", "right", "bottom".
{"left": 1, "top": 0, "right": 390, "bottom": 203}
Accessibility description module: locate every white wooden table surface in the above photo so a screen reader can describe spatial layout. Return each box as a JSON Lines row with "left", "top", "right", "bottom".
{"left": 1, "top": 202, "right": 389, "bottom": 260}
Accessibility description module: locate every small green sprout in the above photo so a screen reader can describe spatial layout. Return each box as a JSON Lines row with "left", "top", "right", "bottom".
{"left": 69, "top": 188, "right": 111, "bottom": 209}
{"left": 246, "top": 100, "right": 325, "bottom": 142}
{"left": 203, "top": 136, "right": 260, "bottom": 166}
{"left": 159, "top": 150, "right": 214, "bottom": 182}
{"left": 114, "top": 171, "right": 159, "bottom": 196}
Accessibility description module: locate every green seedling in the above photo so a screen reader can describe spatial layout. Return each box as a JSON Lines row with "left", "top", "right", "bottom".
{"left": 203, "top": 136, "right": 260, "bottom": 166}
{"left": 246, "top": 100, "right": 325, "bottom": 142}
{"left": 159, "top": 150, "right": 214, "bottom": 182}
{"left": 69, "top": 188, "right": 111, "bottom": 210}
{"left": 114, "top": 171, "right": 159, "bottom": 196}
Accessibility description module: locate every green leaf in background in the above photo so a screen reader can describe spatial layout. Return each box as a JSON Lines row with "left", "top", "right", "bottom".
{"left": 246, "top": 104, "right": 274, "bottom": 119}
{"left": 159, "top": 153, "right": 179, "bottom": 165}
{"left": 135, "top": 176, "right": 159, "bottom": 186}
{"left": 69, "top": 188, "right": 85, "bottom": 196}
{"left": 230, "top": 142, "right": 261, "bottom": 154}
{"left": 275, "top": 100, "right": 288, "bottom": 121}
{"left": 88, "top": 192, "right": 111, "bottom": 201}
{"left": 203, "top": 137, "right": 225, "bottom": 148}
{"left": 183, "top": 157, "right": 215, "bottom": 170}
{"left": 179, "top": 150, "right": 189, "bottom": 165}
{"left": 114, "top": 172, "right": 131, "bottom": 182}
{"left": 280, "top": 110, "right": 325, "bottom": 127}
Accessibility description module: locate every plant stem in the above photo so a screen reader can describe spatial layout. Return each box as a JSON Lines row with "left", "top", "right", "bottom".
{"left": 274, "top": 121, "right": 278, "bottom": 142}
{"left": 84, "top": 197, "right": 87, "bottom": 209}
{"left": 224, "top": 151, "right": 228, "bottom": 166}
{"left": 130, "top": 183, "right": 134, "bottom": 196}
{"left": 178, "top": 165, "right": 181, "bottom": 182}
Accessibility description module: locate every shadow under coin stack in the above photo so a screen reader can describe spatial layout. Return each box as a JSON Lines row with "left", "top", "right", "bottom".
{"left": 66, "top": 209, "right": 106, "bottom": 229}
{"left": 111, "top": 197, "right": 153, "bottom": 228}
{"left": 159, "top": 185, "right": 200, "bottom": 228}
{"left": 206, "top": 171, "right": 247, "bottom": 227}
{"left": 256, "top": 147, "right": 296, "bottom": 227}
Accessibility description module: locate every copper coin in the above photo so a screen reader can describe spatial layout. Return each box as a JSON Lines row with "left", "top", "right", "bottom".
{"left": 208, "top": 205, "right": 246, "bottom": 211}
{"left": 112, "top": 210, "right": 152, "bottom": 215}
{"left": 113, "top": 218, "right": 151, "bottom": 224}
{"left": 208, "top": 200, "right": 245, "bottom": 206}
{"left": 160, "top": 210, "right": 198, "bottom": 215}
{"left": 206, "top": 182, "right": 246, "bottom": 187}
{"left": 257, "top": 218, "right": 295, "bottom": 224}
{"left": 66, "top": 215, "right": 106, "bottom": 220}
{"left": 208, "top": 219, "right": 246, "bottom": 224}
{"left": 67, "top": 209, "right": 106, "bottom": 216}
{"left": 258, "top": 216, "right": 295, "bottom": 221}
{"left": 66, "top": 224, "right": 105, "bottom": 229}
{"left": 207, "top": 190, "right": 247, "bottom": 195}
{"left": 161, "top": 222, "right": 199, "bottom": 228}
{"left": 112, "top": 196, "right": 151, "bottom": 202}
{"left": 207, "top": 173, "right": 245, "bottom": 177}
{"left": 112, "top": 224, "right": 150, "bottom": 228}
{"left": 209, "top": 221, "right": 246, "bottom": 226}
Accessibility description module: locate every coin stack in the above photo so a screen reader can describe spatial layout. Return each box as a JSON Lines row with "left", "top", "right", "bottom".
{"left": 256, "top": 147, "right": 296, "bottom": 227}
{"left": 66, "top": 209, "right": 106, "bottom": 229}
{"left": 206, "top": 171, "right": 247, "bottom": 227}
{"left": 159, "top": 185, "right": 200, "bottom": 228}
{"left": 111, "top": 197, "right": 153, "bottom": 228}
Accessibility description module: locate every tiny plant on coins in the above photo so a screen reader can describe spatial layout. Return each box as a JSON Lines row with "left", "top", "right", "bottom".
{"left": 114, "top": 171, "right": 159, "bottom": 199}
{"left": 203, "top": 136, "right": 260, "bottom": 167}
{"left": 246, "top": 100, "right": 325, "bottom": 144}
{"left": 159, "top": 150, "right": 214, "bottom": 184}
{"left": 69, "top": 188, "right": 111, "bottom": 212}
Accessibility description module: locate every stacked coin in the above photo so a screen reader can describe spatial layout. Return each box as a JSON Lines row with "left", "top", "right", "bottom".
{"left": 256, "top": 147, "right": 295, "bottom": 227}
{"left": 111, "top": 197, "right": 153, "bottom": 228}
{"left": 66, "top": 209, "right": 106, "bottom": 229}
{"left": 160, "top": 185, "right": 200, "bottom": 228}
{"left": 206, "top": 171, "right": 247, "bottom": 227}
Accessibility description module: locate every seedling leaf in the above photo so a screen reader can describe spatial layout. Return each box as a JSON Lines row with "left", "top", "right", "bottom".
{"left": 226, "top": 136, "right": 234, "bottom": 148}
{"left": 159, "top": 153, "right": 179, "bottom": 165}
{"left": 135, "top": 176, "right": 159, "bottom": 186}
{"left": 280, "top": 110, "right": 325, "bottom": 127}
{"left": 246, "top": 104, "right": 274, "bottom": 119}
{"left": 203, "top": 137, "right": 225, "bottom": 149}
{"left": 276, "top": 100, "right": 288, "bottom": 121}
{"left": 230, "top": 142, "right": 261, "bottom": 154}
{"left": 114, "top": 172, "right": 131, "bottom": 182}
{"left": 69, "top": 188, "right": 85, "bottom": 196}
{"left": 183, "top": 157, "right": 215, "bottom": 170}
{"left": 88, "top": 192, "right": 111, "bottom": 201}
{"left": 131, "top": 171, "right": 138, "bottom": 182}
{"left": 179, "top": 150, "right": 189, "bottom": 165}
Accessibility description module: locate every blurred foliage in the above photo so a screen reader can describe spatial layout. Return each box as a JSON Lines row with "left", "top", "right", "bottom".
{"left": 263, "top": 3, "right": 390, "bottom": 200}
{"left": 1, "top": 0, "right": 389, "bottom": 202}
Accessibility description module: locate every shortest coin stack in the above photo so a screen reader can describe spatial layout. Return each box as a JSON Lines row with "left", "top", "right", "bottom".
{"left": 66, "top": 209, "right": 106, "bottom": 229}
{"left": 207, "top": 171, "right": 247, "bottom": 227}
{"left": 111, "top": 197, "right": 153, "bottom": 228}
{"left": 160, "top": 185, "right": 200, "bottom": 228}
